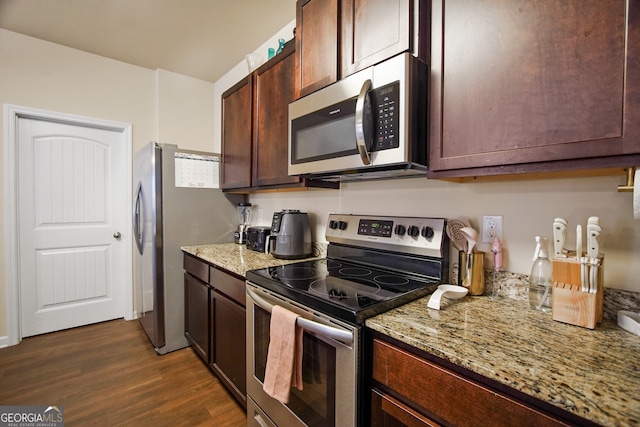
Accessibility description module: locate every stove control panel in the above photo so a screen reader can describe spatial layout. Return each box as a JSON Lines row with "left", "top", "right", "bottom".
{"left": 326, "top": 213, "right": 448, "bottom": 258}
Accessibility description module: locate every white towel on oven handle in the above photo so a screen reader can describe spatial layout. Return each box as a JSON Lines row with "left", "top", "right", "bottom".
{"left": 263, "top": 305, "right": 304, "bottom": 403}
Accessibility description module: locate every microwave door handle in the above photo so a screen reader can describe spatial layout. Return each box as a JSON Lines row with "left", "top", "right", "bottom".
{"left": 247, "top": 287, "right": 354, "bottom": 345}
{"left": 355, "top": 79, "right": 373, "bottom": 165}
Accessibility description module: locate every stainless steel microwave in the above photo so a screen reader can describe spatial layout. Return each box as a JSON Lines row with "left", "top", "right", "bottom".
{"left": 288, "top": 53, "right": 428, "bottom": 181}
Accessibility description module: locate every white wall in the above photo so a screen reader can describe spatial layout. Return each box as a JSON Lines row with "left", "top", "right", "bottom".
{"left": 0, "top": 29, "right": 218, "bottom": 339}
{"left": 157, "top": 69, "right": 216, "bottom": 152}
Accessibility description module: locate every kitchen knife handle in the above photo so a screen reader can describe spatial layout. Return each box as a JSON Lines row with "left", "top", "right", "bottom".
{"left": 590, "top": 258, "right": 600, "bottom": 294}
{"left": 587, "top": 226, "right": 601, "bottom": 259}
{"left": 576, "top": 224, "right": 582, "bottom": 259}
{"left": 580, "top": 257, "right": 590, "bottom": 293}
{"left": 553, "top": 218, "right": 568, "bottom": 258}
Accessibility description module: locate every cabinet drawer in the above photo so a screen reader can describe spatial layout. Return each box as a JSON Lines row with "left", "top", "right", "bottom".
{"left": 210, "top": 266, "right": 246, "bottom": 306}
{"left": 371, "top": 389, "right": 441, "bottom": 427}
{"left": 183, "top": 253, "right": 209, "bottom": 283}
{"left": 372, "top": 339, "right": 567, "bottom": 427}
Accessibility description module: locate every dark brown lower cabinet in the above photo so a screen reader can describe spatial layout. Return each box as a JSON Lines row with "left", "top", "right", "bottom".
{"left": 183, "top": 253, "right": 246, "bottom": 408}
{"left": 184, "top": 272, "right": 210, "bottom": 363}
{"left": 210, "top": 288, "right": 246, "bottom": 406}
{"left": 370, "top": 333, "right": 593, "bottom": 427}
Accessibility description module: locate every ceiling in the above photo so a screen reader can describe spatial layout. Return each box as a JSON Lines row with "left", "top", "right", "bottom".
{"left": 0, "top": 0, "right": 297, "bottom": 83}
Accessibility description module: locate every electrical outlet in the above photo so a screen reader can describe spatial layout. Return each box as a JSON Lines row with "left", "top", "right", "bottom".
{"left": 482, "top": 215, "right": 503, "bottom": 244}
{"left": 258, "top": 208, "right": 264, "bottom": 222}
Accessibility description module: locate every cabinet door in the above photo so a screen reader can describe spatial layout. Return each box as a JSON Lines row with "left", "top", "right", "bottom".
{"left": 221, "top": 75, "right": 253, "bottom": 189}
{"left": 211, "top": 290, "right": 247, "bottom": 405}
{"left": 340, "top": 0, "right": 412, "bottom": 77}
{"left": 296, "top": 0, "right": 339, "bottom": 98}
{"left": 253, "top": 43, "right": 301, "bottom": 187}
{"left": 184, "top": 273, "right": 210, "bottom": 363}
{"left": 372, "top": 338, "right": 568, "bottom": 427}
{"left": 428, "top": 0, "right": 640, "bottom": 177}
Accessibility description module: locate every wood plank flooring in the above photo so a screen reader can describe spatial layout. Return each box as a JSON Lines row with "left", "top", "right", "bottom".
{"left": 0, "top": 319, "right": 247, "bottom": 426}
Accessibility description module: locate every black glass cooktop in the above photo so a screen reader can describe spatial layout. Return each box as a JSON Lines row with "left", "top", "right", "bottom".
{"left": 246, "top": 258, "right": 440, "bottom": 325}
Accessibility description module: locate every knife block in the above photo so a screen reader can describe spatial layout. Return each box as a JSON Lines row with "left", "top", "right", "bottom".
{"left": 551, "top": 255, "right": 604, "bottom": 329}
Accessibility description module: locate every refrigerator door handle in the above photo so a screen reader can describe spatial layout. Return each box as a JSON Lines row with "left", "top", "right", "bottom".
{"left": 133, "top": 182, "right": 144, "bottom": 254}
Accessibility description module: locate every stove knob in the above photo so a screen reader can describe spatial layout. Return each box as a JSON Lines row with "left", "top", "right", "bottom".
{"left": 329, "top": 220, "right": 338, "bottom": 229}
{"left": 394, "top": 224, "right": 406, "bottom": 236}
{"left": 338, "top": 221, "right": 348, "bottom": 230}
{"left": 407, "top": 225, "right": 420, "bottom": 237}
{"left": 421, "top": 226, "right": 434, "bottom": 239}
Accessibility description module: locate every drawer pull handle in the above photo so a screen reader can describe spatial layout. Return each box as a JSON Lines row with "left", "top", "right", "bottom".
{"left": 379, "top": 391, "right": 439, "bottom": 427}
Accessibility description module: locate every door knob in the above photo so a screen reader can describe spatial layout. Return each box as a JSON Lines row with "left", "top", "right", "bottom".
{"left": 113, "top": 232, "right": 122, "bottom": 239}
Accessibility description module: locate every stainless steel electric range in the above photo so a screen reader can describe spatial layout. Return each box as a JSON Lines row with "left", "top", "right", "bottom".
{"left": 246, "top": 213, "right": 449, "bottom": 427}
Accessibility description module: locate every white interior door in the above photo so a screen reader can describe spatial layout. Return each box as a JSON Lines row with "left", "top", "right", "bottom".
{"left": 18, "top": 117, "right": 128, "bottom": 337}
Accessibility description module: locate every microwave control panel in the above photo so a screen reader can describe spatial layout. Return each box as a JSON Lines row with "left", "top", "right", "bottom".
{"left": 372, "top": 81, "right": 400, "bottom": 151}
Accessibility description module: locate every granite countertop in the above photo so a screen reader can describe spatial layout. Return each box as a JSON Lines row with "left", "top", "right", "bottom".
{"left": 181, "top": 242, "right": 323, "bottom": 277}
{"left": 366, "top": 295, "right": 640, "bottom": 427}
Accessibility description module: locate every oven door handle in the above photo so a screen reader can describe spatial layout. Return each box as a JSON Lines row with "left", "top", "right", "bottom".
{"left": 247, "top": 287, "right": 354, "bottom": 345}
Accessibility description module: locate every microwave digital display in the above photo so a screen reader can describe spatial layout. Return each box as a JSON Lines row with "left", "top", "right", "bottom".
{"left": 358, "top": 219, "right": 393, "bottom": 238}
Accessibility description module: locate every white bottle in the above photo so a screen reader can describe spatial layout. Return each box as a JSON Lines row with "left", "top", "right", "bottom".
{"left": 529, "top": 236, "right": 552, "bottom": 313}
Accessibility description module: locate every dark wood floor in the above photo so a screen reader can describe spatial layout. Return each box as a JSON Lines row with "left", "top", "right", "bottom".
{"left": 0, "top": 319, "right": 247, "bottom": 426}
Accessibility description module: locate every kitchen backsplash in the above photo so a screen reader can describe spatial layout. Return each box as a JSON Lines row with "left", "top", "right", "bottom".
{"left": 249, "top": 175, "right": 639, "bottom": 294}
{"left": 476, "top": 268, "right": 640, "bottom": 321}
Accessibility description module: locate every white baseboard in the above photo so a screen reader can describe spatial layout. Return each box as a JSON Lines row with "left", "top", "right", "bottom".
{"left": 0, "top": 335, "right": 9, "bottom": 348}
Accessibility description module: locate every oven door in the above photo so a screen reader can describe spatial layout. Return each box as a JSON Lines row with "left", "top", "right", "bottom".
{"left": 246, "top": 283, "right": 359, "bottom": 427}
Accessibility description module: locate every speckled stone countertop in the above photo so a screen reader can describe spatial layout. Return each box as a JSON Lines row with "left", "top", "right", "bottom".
{"left": 181, "top": 242, "right": 324, "bottom": 277}
{"left": 366, "top": 295, "right": 640, "bottom": 427}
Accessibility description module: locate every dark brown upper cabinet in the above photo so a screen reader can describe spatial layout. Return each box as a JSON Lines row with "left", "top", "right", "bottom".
{"left": 428, "top": 0, "right": 640, "bottom": 178}
{"left": 252, "top": 42, "right": 301, "bottom": 187}
{"left": 221, "top": 75, "right": 253, "bottom": 189}
{"left": 341, "top": 0, "right": 425, "bottom": 77}
{"left": 221, "top": 41, "right": 339, "bottom": 192}
{"left": 296, "top": 0, "right": 427, "bottom": 98}
{"left": 295, "top": 0, "right": 339, "bottom": 99}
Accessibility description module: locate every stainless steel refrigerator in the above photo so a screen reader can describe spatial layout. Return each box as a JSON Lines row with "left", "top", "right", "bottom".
{"left": 133, "top": 141, "right": 243, "bottom": 354}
